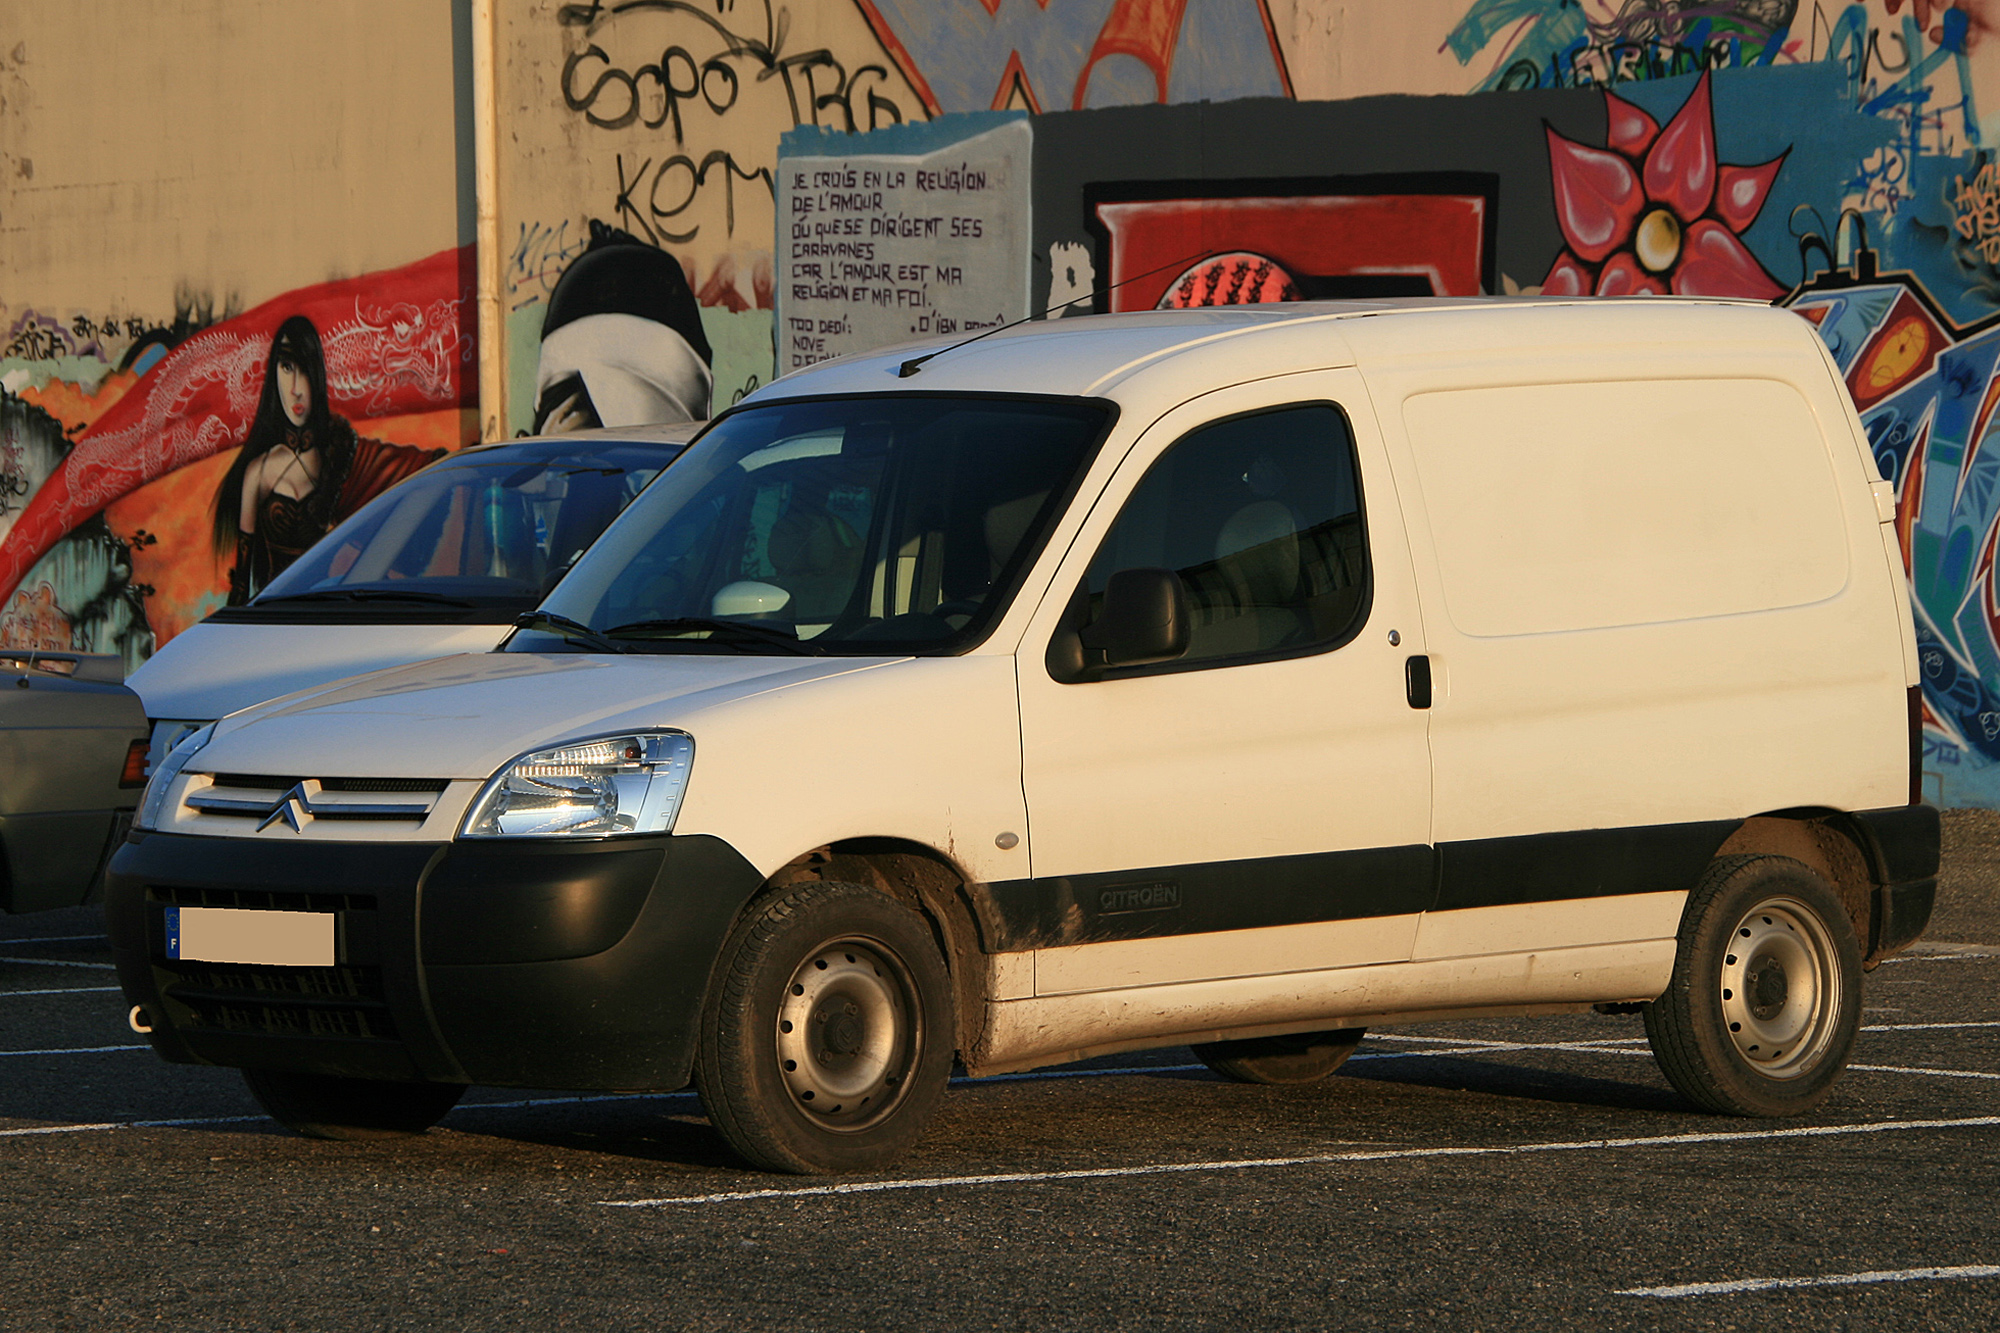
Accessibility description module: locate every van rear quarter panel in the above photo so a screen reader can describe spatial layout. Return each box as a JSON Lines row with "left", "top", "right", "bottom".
{"left": 1353, "top": 304, "right": 1910, "bottom": 842}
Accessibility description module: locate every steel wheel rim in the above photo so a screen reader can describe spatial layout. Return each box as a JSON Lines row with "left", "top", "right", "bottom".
{"left": 774, "top": 935, "right": 922, "bottom": 1132}
{"left": 1718, "top": 895, "right": 1840, "bottom": 1079}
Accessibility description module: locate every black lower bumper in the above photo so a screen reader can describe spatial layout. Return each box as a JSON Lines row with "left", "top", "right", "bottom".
{"left": 104, "top": 831, "right": 765, "bottom": 1090}
{"left": 1851, "top": 804, "right": 1941, "bottom": 959}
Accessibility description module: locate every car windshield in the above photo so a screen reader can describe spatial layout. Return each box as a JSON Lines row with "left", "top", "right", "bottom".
{"left": 249, "top": 441, "right": 677, "bottom": 613}
{"left": 514, "top": 395, "right": 1110, "bottom": 656}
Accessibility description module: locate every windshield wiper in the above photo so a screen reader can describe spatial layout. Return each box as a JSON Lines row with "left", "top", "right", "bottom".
{"left": 253, "top": 589, "right": 479, "bottom": 608}
{"left": 510, "top": 610, "right": 628, "bottom": 654}
{"left": 603, "top": 617, "right": 821, "bottom": 655}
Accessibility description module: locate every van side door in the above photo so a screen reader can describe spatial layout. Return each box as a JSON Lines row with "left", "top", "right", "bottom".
{"left": 1008, "top": 371, "right": 1434, "bottom": 1011}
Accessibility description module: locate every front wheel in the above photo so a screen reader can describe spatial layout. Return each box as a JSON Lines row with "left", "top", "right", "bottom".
{"left": 241, "top": 1068, "right": 465, "bottom": 1141}
{"left": 1645, "top": 854, "right": 1862, "bottom": 1117}
{"left": 696, "top": 881, "right": 956, "bottom": 1174}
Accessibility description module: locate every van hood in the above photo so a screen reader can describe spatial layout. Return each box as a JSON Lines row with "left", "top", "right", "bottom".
{"left": 193, "top": 650, "right": 905, "bottom": 779}
{"left": 127, "top": 619, "right": 510, "bottom": 722}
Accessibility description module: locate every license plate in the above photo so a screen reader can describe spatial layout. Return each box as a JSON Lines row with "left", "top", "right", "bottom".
{"left": 165, "top": 906, "right": 335, "bottom": 967}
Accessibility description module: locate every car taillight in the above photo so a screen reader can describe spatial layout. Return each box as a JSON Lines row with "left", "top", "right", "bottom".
{"left": 119, "top": 739, "right": 149, "bottom": 789}
{"left": 1909, "top": 684, "right": 1924, "bottom": 806}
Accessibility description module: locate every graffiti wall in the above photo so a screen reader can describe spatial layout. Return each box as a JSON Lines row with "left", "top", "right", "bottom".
{"left": 0, "top": 3, "right": 472, "bottom": 670}
{"left": 20, "top": 0, "right": 2000, "bottom": 803}
{"left": 749, "top": 1, "right": 2000, "bottom": 805}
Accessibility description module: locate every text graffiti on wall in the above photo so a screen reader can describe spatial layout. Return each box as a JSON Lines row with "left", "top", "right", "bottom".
{"left": 1810, "top": 2, "right": 1983, "bottom": 158}
{"left": 506, "top": 218, "right": 589, "bottom": 310}
{"left": 1955, "top": 155, "right": 2000, "bottom": 263}
{"left": 1449, "top": 0, "right": 1800, "bottom": 90}
{"left": 556, "top": 0, "right": 926, "bottom": 252}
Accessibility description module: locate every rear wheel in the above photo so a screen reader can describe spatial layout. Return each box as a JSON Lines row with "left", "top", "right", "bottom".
{"left": 241, "top": 1068, "right": 464, "bottom": 1141}
{"left": 1192, "top": 1028, "right": 1366, "bottom": 1085}
{"left": 696, "top": 881, "right": 955, "bottom": 1174}
{"left": 1645, "top": 854, "right": 1861, "bottom": 1116}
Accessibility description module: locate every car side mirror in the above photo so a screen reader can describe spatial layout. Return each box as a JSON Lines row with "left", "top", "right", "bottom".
{"left": 1079, "top": 567, "right": 1190, "bottom": 668}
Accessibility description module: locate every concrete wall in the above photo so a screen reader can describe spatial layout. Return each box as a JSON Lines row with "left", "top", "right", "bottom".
{"left": 12, "top": 0, "right": 2000, "bottom": 805}
{"left": 0, "top": 1, "right": 475, "bottom": 661}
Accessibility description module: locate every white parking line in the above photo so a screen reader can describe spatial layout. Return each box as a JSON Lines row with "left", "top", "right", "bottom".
{"left": 597, "top": 1113, "right": 2000, "bottom": 1208}
{"left": 1880, "top": 952, "right": 1998, "bottom": 964}
{"left": 1848, "top": 1063, "right": 2000, "bottom": 1081}
{"left": 0, "top": 1045, "right": 147, "bottom": 1057}
{"left": 0, "top": 935, "right": 108, "bottom": 946}
{"left": 0, "top": 987, "right": 121, "bottom": 999}
{"left": 1618, "top": 1263, "right": 2000, "bottom": 1298}
{"left": 0, "top": 957, "right": 118, "bottom": 971}
{"left": 0, "top": 1093, "right": 695, "bottom": 1140}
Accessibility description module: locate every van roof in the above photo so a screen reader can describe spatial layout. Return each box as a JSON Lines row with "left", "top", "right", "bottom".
{"left": 750, "top": 296, "right": 1794, "bottom": 405}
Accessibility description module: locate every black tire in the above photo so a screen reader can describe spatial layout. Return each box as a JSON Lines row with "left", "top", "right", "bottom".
{"left": 695, "top": 880, "right": 955, "bottom": 1174}
{"left": 1192, "top": 1028, "right": 1366, "bottom": 1085}
{"left": 1644, "top": 854, "right": 1862, "bottom": 1117}
{"left": 241, "top": 1068, "right": 465, "bottom": 1141}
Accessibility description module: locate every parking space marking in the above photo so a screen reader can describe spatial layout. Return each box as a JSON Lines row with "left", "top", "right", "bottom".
{"left": 0, "top": 987, "right": 121, "bottom": 999}
{"left": 0, "top": 1095, "right": 694, "bottom": 1141}
{"left": 0, "top": 935, "right": 108, "bottom": 946}
{"left": 0, "top": 1122, "right": 127, "bottom": 1139}
{"left": 598, "top": 1113, "right": 2000, "bottom": 1208}
{"left": 0, "top": 1069, "right": 1219, "bottom": 1143}
{"left": 1618, "top": 1263, "right": 2000, "bottom": 1298}
{"left": 0, "top": 957, "right": 118, "bottom": 971}
{"left": 1848, "top": 1063, "right": 2000, "bottom": 1081}
{"left": 0, "top": 1044, "right": 147, "bottom": 1058}
{"left": 1880, "top": 951, "right": 1998, "bottom": 964}
{"left": 1862, "top": 1020, "right": 2000, "bottom": 1032}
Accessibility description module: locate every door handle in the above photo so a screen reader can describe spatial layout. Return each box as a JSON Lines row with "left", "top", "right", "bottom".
{"left": 1405, "top": 655, "right": 1432, "bottom": 710}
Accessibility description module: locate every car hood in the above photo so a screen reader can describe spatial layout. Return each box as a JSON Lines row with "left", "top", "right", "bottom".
{"left": 128, "top": 620, "right": 510, "bottom": 722}
{"left": 194, "top": 650, "right": 906, "bottom": 779}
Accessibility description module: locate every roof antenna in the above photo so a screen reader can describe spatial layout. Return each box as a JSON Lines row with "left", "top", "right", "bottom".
{"left": 896, "top": 248, "right": 1218, "bottom": 378}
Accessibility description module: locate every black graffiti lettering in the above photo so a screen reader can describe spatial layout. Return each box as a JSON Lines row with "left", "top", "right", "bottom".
{"left": 555, "top": 1, "right": 919, "bottom": 243}
{"left": 563, "top": 45, "right": 643, "bottom": 129}
{"left": 702, "top": 56, "right": 739, "bottom": 116}
{"left": 607, "top": 150, "right": 771, "bottom": 246}
{"left": 649, "top": 154, "right": 701, "bottom": 243}
{"left": 615, "top": 153, "right": 658, "bottom": 244}
{"left": 649, "top": 46, "right": 702, "bottom": 138}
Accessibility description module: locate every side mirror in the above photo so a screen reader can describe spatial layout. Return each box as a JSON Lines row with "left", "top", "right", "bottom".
{"left": 1078, "top": 567, "right": 1190, "bottom": 668}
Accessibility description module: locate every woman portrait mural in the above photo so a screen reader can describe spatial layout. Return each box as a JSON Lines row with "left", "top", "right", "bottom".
{"left": 213, "top": 315, "right": 446, "bottom": 603}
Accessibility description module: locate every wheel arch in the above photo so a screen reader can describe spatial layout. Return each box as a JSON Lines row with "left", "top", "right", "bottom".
{"left": 1713, "top": 810, "right": 1886, "bottom": 964}
{"left": 750, "top": 836, "right": 990, "bottom": 1060}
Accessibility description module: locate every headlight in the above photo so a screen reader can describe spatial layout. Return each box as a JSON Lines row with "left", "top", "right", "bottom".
{"left": 461, "top": 731, "right": 694, "bottom": 839}
{"left": 135, "top": 723, "right": 214, "bottom": 831}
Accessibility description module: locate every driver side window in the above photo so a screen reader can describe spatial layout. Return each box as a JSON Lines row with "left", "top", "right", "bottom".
{"left": 1082, "top": 403, "right": 1370, "bottom": 669}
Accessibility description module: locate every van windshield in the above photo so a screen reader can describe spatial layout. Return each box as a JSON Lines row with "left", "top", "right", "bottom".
{"left": 515, "top": 395, "right": 1109, "bottom": 656}
{"left": 240, "top": 440, "right": 679, "bottom": 621}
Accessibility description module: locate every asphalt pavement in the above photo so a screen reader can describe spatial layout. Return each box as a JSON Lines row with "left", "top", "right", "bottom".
{"left": 3, "top": 815, "right": 1997, "bottom": 1331}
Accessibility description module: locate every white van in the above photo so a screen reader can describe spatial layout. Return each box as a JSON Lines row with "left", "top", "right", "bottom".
{"left": 107, "top": 299, "right": 1937, "bottom": 1174}
{"left": 127, "top": 424, "right": 694, "bottom": 763}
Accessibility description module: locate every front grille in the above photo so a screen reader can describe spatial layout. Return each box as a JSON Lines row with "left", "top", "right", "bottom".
{"left": 181, "top": 774, "right": 447, "bottom": 826}
{"left": 149, "top": 885, "right": 376, "bottom": 913}
{"left": 208, "top": 775, "right": 448, "bottom": 794}
{"left": 156, "top": 959, "right": 397, "bottom": 1041}
{"left": 149, "top": 887, "right": 396, "bottom": 1042}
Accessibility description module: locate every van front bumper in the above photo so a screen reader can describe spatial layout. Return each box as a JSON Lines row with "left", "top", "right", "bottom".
{"left": 104, "top": 831, "right": 765, "bottom": 1090}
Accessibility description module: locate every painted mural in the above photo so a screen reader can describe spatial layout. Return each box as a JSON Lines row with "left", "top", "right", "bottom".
{"left": 20, "top": 0, "right": 2000, "bottom": 801}
{"left": 0, "top": 249, "right": 477, "bottom": 666}
{"left": 759, "top": 12, "right": 2000, "bottom": 804}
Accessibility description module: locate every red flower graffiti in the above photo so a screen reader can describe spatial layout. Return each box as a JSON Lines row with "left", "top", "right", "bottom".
{"left": 1542, "top": 73, "right": 1787, "bottom": 300}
